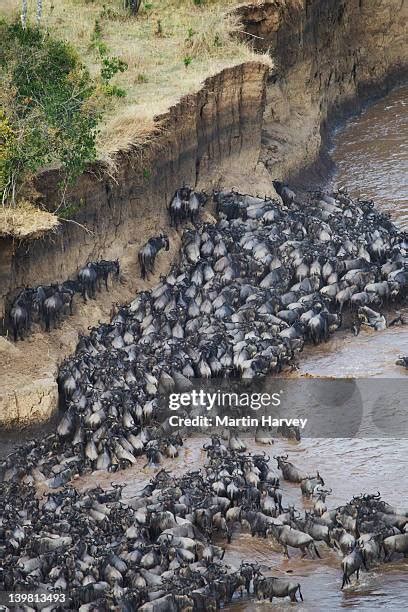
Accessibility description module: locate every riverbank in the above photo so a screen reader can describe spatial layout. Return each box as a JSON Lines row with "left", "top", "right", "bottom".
{"left": 235, "top": 0, "right": 408, "bottom": 185}
{"left": 330, "top": 84, "right": 408, "bottom": 228}
{"left": 0, "top": 0, "right": 267, "bottom": 160}
{"left": 0, "top": 0, "right": 407, "bottom": 427}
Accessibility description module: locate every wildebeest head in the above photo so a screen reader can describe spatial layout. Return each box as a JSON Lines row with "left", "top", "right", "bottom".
{"left": 273, "top": 454, "right": 288, "bottom": 469}
{"left": 160, "top": 233, "right": 170, "bottom": 251}
{"left": 113, "top": 259, "right": 120, "bottom": 277}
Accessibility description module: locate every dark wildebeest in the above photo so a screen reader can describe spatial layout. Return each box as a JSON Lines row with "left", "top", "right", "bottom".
{"left": 169, "top": 186, "right": 205, "bottom": 228}
{"left": 138, "top": 234, "right": 169, "bottom": 280}
{"left": 10, "top": 298, "right": 30, "bottom": 341}
{"left": 273, "top": 180, "right": 296, "bottom": 208}
{"left": 254, "top": 575, "right": 304, "bottom": 602}
{"left": 341, "top": 542, "right": 367, "bottom": 588}
{"left": 78, "top": 262, "right": 98, "bottom": 302}
{"left": 169, "top": 186, "right": 191, "bottom": 229}
{"left": 95, "top": 259, "right": 120, "bottom": 290}
{"left": 43, "top": 289, "right": 72, "bottom": 332}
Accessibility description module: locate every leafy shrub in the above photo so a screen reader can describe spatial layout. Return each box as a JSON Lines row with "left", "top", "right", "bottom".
{"left": 100, "top": 56, "right": 128, "bottom": 83}
{"left": 102, "top": 84, "right": 127, "bottom": 98}
{"left": 0, "top": 21, "right": 100, "bottom": 205}
{"left": 0, "top": 110, "right": 16, "bottom": 204}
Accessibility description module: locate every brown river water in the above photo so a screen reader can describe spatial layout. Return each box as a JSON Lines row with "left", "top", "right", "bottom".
{"left": 4, "top": 86, "right": 408, "bottom": 609}
{"left": 224, "top": 85, "right": 408, "bottom": 610}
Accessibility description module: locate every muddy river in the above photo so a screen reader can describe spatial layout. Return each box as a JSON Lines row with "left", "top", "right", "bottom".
{"left": 3, "top": 86, "right": 408, "bottom": 609}
{"left": 332, "top": 85, "right": 408, "bottom": 230}
{"left": 70, "top": 429, "right": 408, "bottom": 611}
{"left": 231, "top": 84, "right": 408, "bottom": 610}
{"left": 224, "top": 85, "right": 408, "bottom": 609}
{"left": 227, "top": 84, "right": 408, "bottom": 610}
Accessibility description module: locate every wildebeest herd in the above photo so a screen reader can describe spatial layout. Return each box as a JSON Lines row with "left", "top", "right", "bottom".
{"left": 1, "top": 438, "right": 408, "bottom": 610}
{"left": 8, "top": 260, "right": 120, "bottom": 341}
{"left": 168, "top": 186, "right": 207, "bottom": 229}
{"left": 1, "top": 184, "right": 408, "bottom": 609}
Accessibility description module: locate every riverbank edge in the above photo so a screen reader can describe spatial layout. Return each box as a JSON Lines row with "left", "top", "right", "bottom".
{"left": 289, "top": 69, "right": 408, "bottom": 188}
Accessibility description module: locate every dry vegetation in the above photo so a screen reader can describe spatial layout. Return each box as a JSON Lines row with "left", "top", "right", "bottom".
{"left": 0, "top": 200, "right": 59, "bottom": 238}
{"left": 1, "top": 0, "right": 270, "bottom": 158}
{"left": 0, "top": 0, "right": 271, "bottom": 236}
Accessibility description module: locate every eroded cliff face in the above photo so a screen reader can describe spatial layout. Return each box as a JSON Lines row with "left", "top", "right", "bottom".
{"left": 2, "top": 62, "right": 268, "bottom": 314}
{"left": 236, "top": 0, "right": 408, "bottom": 181}
{"left": 0, "top": 62, "right": 268, "bottom": 427}
{"left": 4, "top": 1, "right": 407, "bottom": 312}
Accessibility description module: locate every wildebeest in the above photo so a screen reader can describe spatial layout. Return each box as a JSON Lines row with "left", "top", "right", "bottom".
{"left": 341, "top": 543, "right": 367, "bottom": 588}
{"left": 43, "top": 290, "right": 70, "bottom": 332}
{"left": 358, "top": 306, "right": 387, "bottom": 331}
{"left": 382, "top": 533, "right": 408, "bottom": 561}
{"left": 78, "top": 259, "right": 119, "bottom": 300}
{"left": 313, "top": 487, "right": 332, "bottom": 516}
{"left": 78, "top": 262, "right": 98, "bottom": 302}
{"left": 254, "top": 575, "right": 303, "bottom": 602}
{"left": 357, "top": 533, "right": 382, "bottom": 568}
{"left": 7, "top": 257, "right": 120, "bottom": 340}
{"left": 138, "top": 234, "right": 170, "bottom": 280}
{"left": 274, "top": 455, "right": 308, "bottom": 483}
{"left": 396, "top": 355, "right": 408, "bottom": 369}
{"left": 273, "top": 180, "right": 296, "bottom": 208}
{"left": 271, "top": 523, "right": 321, "bottom": 558}
{"left": 169, "top": 186, "right": 206, "bottom": 228}
{"left": 300, "top": 472, "right": 325, "bottom": 497}
{"left": 95, "top": 259, "right": 120, "bottom": 290}
{"left": 9, "top": 297, "right": 31, "bottom": 341}
{"left": 3, "top": 183, "right": 408, "bottom": 608}
{"left": 308, "top": 311, "right": 341, "bottom": 344}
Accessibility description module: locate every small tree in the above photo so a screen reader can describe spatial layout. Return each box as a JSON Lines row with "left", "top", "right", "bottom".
{"left": 21, "top": 0, "right": 28, "bottom": 28}
{"left": 36, "top": 0, "right": 43, "bottom": 25}
{"left": 20, "top": 1, "right": 43, "bottom": 29}
{"left": 123, "top": 0, "right": 142, "bottom": 16}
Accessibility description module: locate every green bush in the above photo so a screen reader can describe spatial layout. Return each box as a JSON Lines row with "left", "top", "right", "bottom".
{"left": 100, "top": 56, "right": 128, "bottom": 83}
{"left": 102, "top": 84, "right": 127, "bottom": 98}
{"left": 0, "top": 21, "right": 100, "bottom": 205}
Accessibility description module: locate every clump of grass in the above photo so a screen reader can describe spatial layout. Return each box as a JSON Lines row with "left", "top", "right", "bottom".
{"left": 183, "top": 7, "right": 241, "bottom": 59}
{"left": 0, "top": 200, "right": 59, "bottom": 238}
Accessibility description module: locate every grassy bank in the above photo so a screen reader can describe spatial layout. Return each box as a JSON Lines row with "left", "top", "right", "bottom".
{"left": 0, "top": 0, "right": 271, "bottom": 235}
{"left": 1, "top": 2, "right": 268, "bottom": 159}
